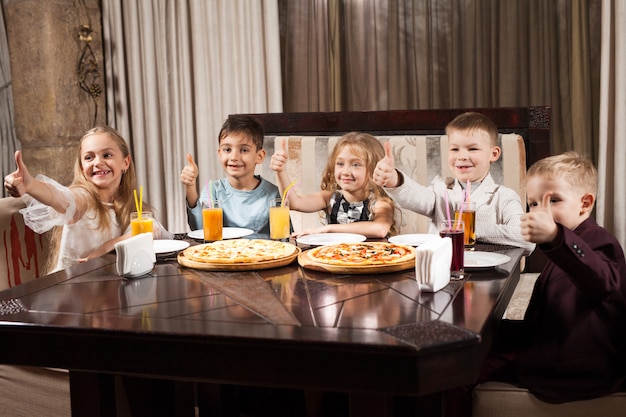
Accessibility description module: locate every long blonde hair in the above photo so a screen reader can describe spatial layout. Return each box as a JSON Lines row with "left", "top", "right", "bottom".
{"left": 320, "top": 132, "right": 398, "bottom": 235}
{"left": 71, "top": 126, "right": 138, "bottom": 233}
{"left": 44, "top": 127, "right": 138, "bottom": 274}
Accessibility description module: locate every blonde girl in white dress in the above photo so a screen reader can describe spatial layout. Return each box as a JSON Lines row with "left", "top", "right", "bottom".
{"left": 4, "top": 126, "right": 170, "bottom": 273}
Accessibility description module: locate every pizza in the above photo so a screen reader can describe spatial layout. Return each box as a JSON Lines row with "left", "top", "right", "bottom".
{"left": 307, "top": 242, "right": 415, "bottom": 266}
{"left": 182, "top": 239, "right": 298, "bottom": 264}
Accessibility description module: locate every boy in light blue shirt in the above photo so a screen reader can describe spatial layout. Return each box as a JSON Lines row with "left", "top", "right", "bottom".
{"left": 181, "top": 115, "right": 281, "bottom": 237}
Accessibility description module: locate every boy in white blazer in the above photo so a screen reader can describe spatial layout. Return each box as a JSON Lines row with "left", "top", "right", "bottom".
{"left": 373, "top": 112, "right": 534, "bottom": 254}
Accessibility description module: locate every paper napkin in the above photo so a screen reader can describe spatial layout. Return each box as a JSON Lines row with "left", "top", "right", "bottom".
{"left": 114, "top": 232, "right": 156, "bottom": 278}
{"left": 415, "top": 236, "right": 452, "bottom": 292}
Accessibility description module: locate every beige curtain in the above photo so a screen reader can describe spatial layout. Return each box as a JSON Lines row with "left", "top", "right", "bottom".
{"left": 597, "top": 0, "right": 626, "bottom": 249}
{"left": 0, "top": 1, "right": 19, "bottom": 197}
{"left": 279, "top": 0, "right": 601, "bottom": 157}
{"left": 102, "top": 0, "right": 282, "bottom": 233}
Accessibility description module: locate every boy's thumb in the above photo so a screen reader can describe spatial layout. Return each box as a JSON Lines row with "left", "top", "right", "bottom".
{"left": 281, "top": 137, "right": 288, "bottom": 153}
{"left": 186, "top": 153, "right": 196, "bottom": 167}
{"left": 541, "top": 192, "right": 553, "bottom": 214}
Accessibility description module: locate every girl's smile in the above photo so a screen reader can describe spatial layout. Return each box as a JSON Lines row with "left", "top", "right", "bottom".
{"left": 80, "top": 134, "right": 129, "bottom": 193}
{"left": 334, "top": 146, "right": 368, "bottom": 199}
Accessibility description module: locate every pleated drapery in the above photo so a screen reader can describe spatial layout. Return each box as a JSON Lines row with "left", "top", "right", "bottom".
{"left": 597, "top": 0, "right": 626, "bottom": 250}
{"left": 102, "top": 0, "right": 282, "bottom": 233}
{"left": 0, "top": 3, "right": 20, "bottom": 197}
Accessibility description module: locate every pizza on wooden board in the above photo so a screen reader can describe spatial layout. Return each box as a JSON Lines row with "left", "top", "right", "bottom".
{"left": 307, "top": 242, "right": 415, "bottom": 266}
{"left": 182, "top": 239, "right": 298, "bottom": 264}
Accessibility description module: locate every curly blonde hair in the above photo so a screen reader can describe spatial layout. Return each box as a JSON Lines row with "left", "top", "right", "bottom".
{"left": 320, "top": 132, "right": 398, "bottom": 235}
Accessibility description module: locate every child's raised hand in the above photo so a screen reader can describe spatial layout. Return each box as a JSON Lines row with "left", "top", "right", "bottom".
{"left": 373, "top": 141, "right": 399, "bottom": 187}
{"left": 270, "top": 137, "right": 288, "bottom": 172}
{"left": 520, "top": 192, "right": 559, "bottom": 244}
{"left": 4, "top": 151, "right": 32, "bottom": 198}
{"left": 180, "top": 153, "right": 199, "bottom": 186}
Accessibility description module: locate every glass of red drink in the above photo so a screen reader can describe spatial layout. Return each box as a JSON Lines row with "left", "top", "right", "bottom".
{"left": 439, "top": 219, "right": 465, "bottom": 279}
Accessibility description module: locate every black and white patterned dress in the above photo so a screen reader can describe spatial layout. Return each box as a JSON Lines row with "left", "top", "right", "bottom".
{"left": 327, "top": 191, "right": 374, "bottom": 224}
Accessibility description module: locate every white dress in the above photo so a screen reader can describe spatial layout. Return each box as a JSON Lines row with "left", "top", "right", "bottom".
{"left": 20, "top": 175, "right": 124, "bottom": 272}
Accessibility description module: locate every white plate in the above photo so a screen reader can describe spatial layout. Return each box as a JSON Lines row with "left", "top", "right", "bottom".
{"left": 464, "top": 251, "right": 511, "bottom": 269}
{"left": 153, "top": 239, "right": 190, "bottom": 255}
{"left": 296, "top": 233, "right": 367, "bottom": 246}
{"left": 187, "top": 227, "right": 254, "bottom": 240}
{"left": 388, "top": 234, "right": 437, "bottom": 247}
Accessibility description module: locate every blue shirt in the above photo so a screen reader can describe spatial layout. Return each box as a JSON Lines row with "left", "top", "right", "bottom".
{"left": 186, "top": 176, "right": 281, "bottom": 236}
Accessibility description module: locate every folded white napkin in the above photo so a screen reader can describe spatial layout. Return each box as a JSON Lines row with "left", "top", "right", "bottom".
{"left": 415, "top": 236, "right": 452, "bottom": 292}
{"left": 114, "top": 232, "right": 156, "bottom": 278}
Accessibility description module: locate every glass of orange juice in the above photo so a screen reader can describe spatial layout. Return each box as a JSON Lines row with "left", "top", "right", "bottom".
{"left": 130, "top": 211, "right": 154, "bottom": 236}
{"left": 454, "top": 201, "right": 476, "bottom": 250}
{"left": 269, "top": 198, "right": 290, "bottom": 240}
{"left": 202, "top": 201, "right": 223, "bottom": 241}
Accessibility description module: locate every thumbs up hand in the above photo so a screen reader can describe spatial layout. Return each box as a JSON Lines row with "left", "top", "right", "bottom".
{"left": 521, "top": 192, "right": 558, "bottom": 244}
{"left": 270, "top": 138, "right": 288, "bottom": 173}
{"left": 4, "top": 151, "right": 32, "bottom": 198}
{"left": 180, "top": 153, "right": 199, "bottom": 187}
{"left": 373, "top": 141, "right": 399, "bottom": 187}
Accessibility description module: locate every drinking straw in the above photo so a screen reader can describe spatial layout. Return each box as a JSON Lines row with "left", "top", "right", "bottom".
{"left": 466, "top": 179, "right": 471, "bottom": 204}
{"left": 139, "top": 186, "right": 143, "bottom": 218}
{"left": 285, "top": 180, "right": 299, "bottom": 203}
{"left": 205, "top": 180, "right": 212, "bottom": 208}
{"left": 444, "top": 189, "right": 452, "bottom": 227}
{"left": 456, "top": 190, "right": 465, "bottom": 230}
{"left": 133, "top": 189, "right": 141, "bottom": 219}
{"left": 282, "top": 180, "right": 297, "bottom": 207}
{"left": 209, "top": 180, "right": 213, "bottom": 208}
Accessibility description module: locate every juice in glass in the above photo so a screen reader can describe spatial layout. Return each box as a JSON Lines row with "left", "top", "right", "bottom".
{"left": 269, "top": 198, "right": 290, "bottom": 240}
{"left": 130, "top": 212, "right": 154, "bottom": 236}
{"left": 202, "top": 201, "right": 223, "bottom": 241}
{"left": 454, "top": 201, "right": 476, "bottom": 249}
{"left": 439, "top": 219, "right": 465, "bottom": 278}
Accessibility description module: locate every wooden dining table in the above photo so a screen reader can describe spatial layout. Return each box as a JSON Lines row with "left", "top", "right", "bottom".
{"left": 0, "top": 236, "right": 523, "bottom": 417}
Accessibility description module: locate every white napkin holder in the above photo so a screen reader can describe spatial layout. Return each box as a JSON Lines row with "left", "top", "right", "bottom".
{"left": 114, "top": 232, "right": 156, "bottom": 278}
{"left": 415, "top": 236, "right": 452, "bottom": 292}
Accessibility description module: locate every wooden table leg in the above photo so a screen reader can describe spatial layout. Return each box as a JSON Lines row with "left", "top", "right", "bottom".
{"left": 196, "top": 383, "right": 238, "bottom": 417}
{"left": 349, "top": 392, "right": 443, "bottom": 417}
{"left": 349, "top": 393, "right": 392, "bottom": 417}
{"left": 69, "top": 371, "right": 117, "bottom": 417}
{"left": 69, "top": 372, "right": 195, "bottom": 417}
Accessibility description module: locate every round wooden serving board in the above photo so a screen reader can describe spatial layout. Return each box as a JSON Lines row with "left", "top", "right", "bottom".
{"left": 177, "top": 247, "right": 301, "bottom": 271}
{"left": 298, "top": 249, "right": 415, "bottom": 275}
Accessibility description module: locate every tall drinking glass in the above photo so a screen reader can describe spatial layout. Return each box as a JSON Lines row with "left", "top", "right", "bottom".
{"left": 130, "top": 212, "right": 154, "bottom": 236}
{"left": 455, "top": 201, "right": 476, "bottom": 250}
{"left": 439, "top": 219, "right": 465, "bottom": 279}
{"left": 202, "top": 201, "right": 223, "bottom": 242}
{"left": 269, "top": 198, "right": 290, "bottom": 240}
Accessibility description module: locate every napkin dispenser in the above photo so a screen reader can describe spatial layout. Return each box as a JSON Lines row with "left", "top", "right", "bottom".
{"left": 114, "top": 232, "right": 156, "bottom": 278}
{"left": 415, "top": 236, "right": 452, "bottom": 292}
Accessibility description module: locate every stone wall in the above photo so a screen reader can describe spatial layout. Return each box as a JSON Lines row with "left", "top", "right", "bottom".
{"left": 5, "top": 0, "right": 105, "bottom": 185}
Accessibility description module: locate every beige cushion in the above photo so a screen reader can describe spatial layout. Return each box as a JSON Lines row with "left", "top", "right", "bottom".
{"left": 0, "top": 197, "right": 52, "bottom": 291}
{"left": 473, "top": 381, "right": 626, "bottom": 417}
{"left": 258, "top": 134, "right": 526, "bottom": 234}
